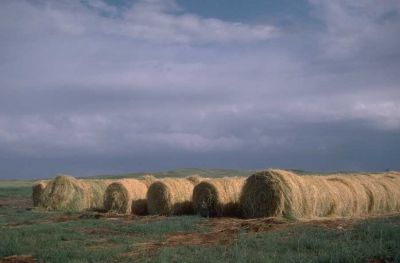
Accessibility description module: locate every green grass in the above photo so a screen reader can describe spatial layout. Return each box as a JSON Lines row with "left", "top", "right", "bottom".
{"left": 151, "top": 217, "right": 400, "bottom": 263}
{"left": 0, "top": 180, "right": 33, "bottom": 198}
{"left": 0, "top": 181, "right": 34, "bottom": 187}
{"left": 0, "top": 186, "right": 32, "bottom": 198}
{"left": 0, "top": 208, "right": 205, "bottom": 263}
{"left": 3, "top": 213, "right": 400, "bottom": 263}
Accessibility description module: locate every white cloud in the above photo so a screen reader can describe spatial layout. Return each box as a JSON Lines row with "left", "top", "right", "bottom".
{"left": 309, "top": 0, "right": 400, "bottom": 59}
{"left": 118, "top": 0, "right": 276, "bottom": 43}
{"left": 0, "top": 0, "right": 276, "bottom": 44}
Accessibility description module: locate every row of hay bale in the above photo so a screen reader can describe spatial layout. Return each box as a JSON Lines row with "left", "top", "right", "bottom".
{"left": 32, "top": 174, "right": 156, "bottom": 212}
{"left": 32, "top": 174, "right": 246, "bottom": 216}
{"left": 240, "top": 169, "right": 400, "bottom": 219}
{"left": 32, "top": 170, "right": 400, "bottom": 219}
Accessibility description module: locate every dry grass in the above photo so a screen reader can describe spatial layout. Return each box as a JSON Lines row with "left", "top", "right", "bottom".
{"left": 240, "top": 169, "right": 400, "bottom": 219}
{"left": 39, "top": 175, "right": 113, "bottom": 211}
{"left": 103, "top": 179, "right": 148, "bottom": 215}
{"left": 32, "top": 180, "right": 48, "bottom": 207}
{"left": 147, "top": 177, "right": 203, "bottom": 215}
{"left": 192, "top": 177, "right": 245, "bottom": 217}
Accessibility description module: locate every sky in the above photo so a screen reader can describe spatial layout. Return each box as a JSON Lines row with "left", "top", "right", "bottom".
{"left": 0, "top": 0, "right": 400, "bottom": 179}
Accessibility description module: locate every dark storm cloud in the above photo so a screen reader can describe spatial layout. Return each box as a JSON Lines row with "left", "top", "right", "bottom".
{"left": 0, "top": 0, "right": 399, "bottom": 178}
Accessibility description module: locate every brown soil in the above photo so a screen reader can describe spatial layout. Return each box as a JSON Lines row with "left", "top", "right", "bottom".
{"left": 0, "top": 255, "right": 37, "bottom": 263}
{"left": 205, "top": 217, "right": 290, "bottom": 233}
{"left": 367, "top": 259, "right": 394, "bottom": 263}
{"left": 79, "top": 227, "right": 123, "bottom": 235}
{"left": 130, "top": 229, "right": 238, "bottom": 257}
{"left": 79, "top": 227, "right": 140, "bottom": 237}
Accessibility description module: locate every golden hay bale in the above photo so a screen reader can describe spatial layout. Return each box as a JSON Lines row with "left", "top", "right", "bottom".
{"left": 103, "top": 179, "right": 148, "bottom": 214}
{"left": 240, "top": 169, "right": 400, "bottom": 219}
{"left": 325, "top": 172, "right": 400, "bottom": 214}
{"left": 40, "top": 175, "right": 88, "bottom": 211}
{"left": 147, "top": 178, "right": 201, "bottom": 215}
{"left": 323, "top": 176, "right": 368, "bottom": 217}
{"left": 369, "top": 173, "right": 400, "bottom": 211}
{"left": 192, "top": 177, "right": 245, "bottom": 217}
{"left": 40, "top": 175, "right": 113, "bottom": 211}
{"left": 32, "top": 180, "right": 48, "bottom": 207}
{"left": 240, "top": 170, "right": 313, "bottom": 219}
{"left": 326, "top": 174, "right": 389, "bottom": 215}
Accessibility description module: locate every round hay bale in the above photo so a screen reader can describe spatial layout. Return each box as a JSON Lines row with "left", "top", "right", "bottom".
{"left": 40, "top": 175, "right": 89, "bottom": 211}
{"left": 32, "top": 180, "right": 48, "bottom": 207}
{"left": 383, "top": 173, "right": 400, "bottom": 210}
{"left": 147, "top": 178, "right": 198, "bottom": 215}
{"left": 40, "top": 175, "right": 113, "bottom": 211}
{"left": 192, "top": 177, "right": 245, "bottom": 217}
{"left": 369, "top": 173, "right": 400, "bottom": 212}
{"left": 297, "top": 176, "right": 322, "bottom": 217}
{"left": 104, "top": 179, "right": 148, "bottom": 214}
{"left": 240, "top": 169, "right": 315, "bottom": 218}
{"left": 240, "top": 170, "right": 281, "bottom": 218}
{"left": 324, "top": 177, "right": 363, "bottom": 217}
{"left": 240, "top": 169, "right": 400, "bottom": 219}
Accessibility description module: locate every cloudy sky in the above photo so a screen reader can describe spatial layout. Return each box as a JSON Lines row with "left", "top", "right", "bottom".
{"left": 1, "top": 0, "right": 399, "bottom": 179}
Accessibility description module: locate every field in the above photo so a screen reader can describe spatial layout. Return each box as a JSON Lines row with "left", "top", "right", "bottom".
{"left": 1, "top": 170, "right": 400, "bottom": 263}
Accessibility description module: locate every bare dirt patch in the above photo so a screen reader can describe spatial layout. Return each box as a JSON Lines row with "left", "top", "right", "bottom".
{"left": 205, "top": 217, "right": 290, "bottom": 233}
{"left": 80, "top": 227, "right": 123, "bottom": 235}
{"left": 2, "top": 211, "right": 133, "bottom": 228}
{"left": 0, "top": 255, "right": 37, "bottom": 263}
{"left": 366, "top": 259, "right": 394, "bottom": 263}
{"left": 3, "top": 214, "right": 81, "bottom": 228}
{"left": 130, "top": 228, "right": 238, "bottom": 257}
{"left": 78, "top": 227, "right": 139, "bottom": 238}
